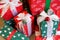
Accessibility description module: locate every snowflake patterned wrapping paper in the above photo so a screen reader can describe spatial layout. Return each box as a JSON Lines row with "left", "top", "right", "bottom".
{"left": 37, "top": 9, "right": 59, "bottom": 40}
{"left": 28, "top": 0, "right": 60, "bottom": 17}
{"left": 0, "top": 25, "right": 29, "bottom": 40}
{"left": 28, "top": 0, "right": 46, "bottom": 16}
{"left": 0, "top": 0, "right": 23, "bottom": 20}
{"left": 14, "top": 10, "right": 34, "bottom": 37}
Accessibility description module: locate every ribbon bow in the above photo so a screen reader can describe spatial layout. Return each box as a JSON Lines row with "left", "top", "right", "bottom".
{"left": 0, "top": 0, "right": 22, "bottom": 17}
{"left": 37, "top": 9, "right": 59, "bottom": 40}
{"left": 16, "top": 13, "right": 32, "bottom": 36}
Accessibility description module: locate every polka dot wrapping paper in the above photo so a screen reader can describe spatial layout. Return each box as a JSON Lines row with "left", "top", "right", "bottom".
{"left": 4, "top": 19, "right": 15, "bottom": 27}
{"left": 40, "top": 20, "right": 59, "bottom": 37}
{"left": 0, "top": 25, "right": 29, "bottom": 40}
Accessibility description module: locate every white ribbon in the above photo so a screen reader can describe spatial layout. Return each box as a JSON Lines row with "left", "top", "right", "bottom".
{"left": 37, "top": 9, "right": 59, "bottom": 40}
{"left": 0, "top": 0, "right": 22, "bottom": 17}
{"left": 17, "top": 13, "right": 32, "bottom": 36}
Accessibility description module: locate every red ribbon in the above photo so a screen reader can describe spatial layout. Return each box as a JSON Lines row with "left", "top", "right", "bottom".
{"left": 6, "top": 29, "right": 17, "bottom": 40}
{"left": 23, "top": 24, "right": 28, "bottom": 36}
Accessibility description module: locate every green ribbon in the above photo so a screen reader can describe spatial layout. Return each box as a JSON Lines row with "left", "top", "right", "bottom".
{"left": 44, "top": 0, "right": 51, "bottom": 12}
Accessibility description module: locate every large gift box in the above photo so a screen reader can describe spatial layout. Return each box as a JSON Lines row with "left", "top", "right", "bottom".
{"left": 0, "top": 24, "right": 29, "bottom": 40}
{"left": 37, "top": 9, "right": 60, "bottom": 40}
{"left": 14, "top": 10, "right": 34, "bottom": 37}
{"left": 0, "top": 0, "right": 23, "bottom": 20}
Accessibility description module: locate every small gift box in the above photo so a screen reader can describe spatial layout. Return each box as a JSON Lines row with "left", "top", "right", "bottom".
{"left": 0, "top": 24, "right": 29, "bottom": 40}
{"left": 37, "top": 9, "right": 59, "bottom": 40}
{"left": 28, "top": 0, "right": 46, "bottom": 16}
{"left": 0, "top": 0, "right": 23, "bottom": 20}
{"left": 14, "top": 10, "right": 34, "bottom": 37}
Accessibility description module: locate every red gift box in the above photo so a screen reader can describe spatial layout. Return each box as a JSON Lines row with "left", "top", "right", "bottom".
{"left": 14, "top": 10, "right": 34, "bottom": 37}
{"left": 0, "top": 0, "right": 23, "bottom": 20}
{"left": 28, "top": 0, "right": 46, "bottom": 16}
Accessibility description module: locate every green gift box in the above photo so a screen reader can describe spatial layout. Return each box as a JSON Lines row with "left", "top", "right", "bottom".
{"left": 0, "top": 24, "right": 29, "bottom": 40}
{"left": 37, "top": 9, "right": 59, "bottom": 38}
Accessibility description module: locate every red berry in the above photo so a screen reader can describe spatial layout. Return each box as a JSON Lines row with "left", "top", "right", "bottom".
{"left": 45, "top": 17, "right": 50, "bottom": 21}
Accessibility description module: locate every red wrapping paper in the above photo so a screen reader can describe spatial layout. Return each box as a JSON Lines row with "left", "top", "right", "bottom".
{"left": 50, "top": 0, "right": 60, "bottom": 18}
{"left": 28, "top": 0, "right": 46, "bottom": 16}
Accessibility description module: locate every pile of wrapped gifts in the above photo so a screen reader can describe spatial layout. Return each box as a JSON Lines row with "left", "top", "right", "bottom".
{"left": 0, "top": 0, "right": 60, "bottom": 40}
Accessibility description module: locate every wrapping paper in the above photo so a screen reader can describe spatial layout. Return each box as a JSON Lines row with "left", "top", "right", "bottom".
{"left": 0, "top": 24, "right": 29, "bottom": 40}
{"left": 14, "top": 10, "right": 34, "bottom": 37}
{"left": 4, "top": 19, "right": 15, "bottom": 27}
{"left": 28, "top": 0, "right": 60, "bottom": 17}
{"left": 0, "top": 0, "right": 23, "bottom": 20}
{"left": 37, "top": 9, "right": 59, "bottom": 40}
{"left": 28, "top": 0, "right": 46, "bottom": 16}
{"left": 50, "top": 0, "right": 60, "bottom": 18}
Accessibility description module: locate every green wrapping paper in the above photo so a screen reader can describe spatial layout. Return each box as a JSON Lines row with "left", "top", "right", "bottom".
{"left": 0, "top": 24, "right": 29, "bottom": 40}
{"left": 40, "top": 20, "right": 59, "bottom": 37}
{"left": 4, "top": 19, "right": 15, "bottom": 27}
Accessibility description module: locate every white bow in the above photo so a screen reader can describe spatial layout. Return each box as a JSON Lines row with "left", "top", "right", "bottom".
{"left": 0, "top": 0, "right": 22, "bottom": 17}
{"left": 37, "top": 9, "right": 59, "bottom": 40}
{"left": 17, "top": 13, "right": 32, "bottom": 36}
